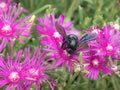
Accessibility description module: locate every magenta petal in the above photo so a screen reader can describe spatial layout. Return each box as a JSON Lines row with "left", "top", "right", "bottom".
{"left": 44, "top": 14, "right": 49, "bottom": 23}
{"left": 102, "top": 66, "right": 113, "bottom": 75}
{"left": 0, "top": 56, "right": 7, "bottom": 69}
{"left": 50, "top": 13, "right": 55, "bottom": 26}
{"left": 54, "top": 60, "right": 64, "bottom": 68}
{"left": 104, "top": 26, "right": 110, "bottom": 40}
{"left": 0, "top": 80, "right": 8, "bottom": 87}
{"left": 58, "top": 14, "right": 64, "bottom": 25}
{"left": 63, "top": 21, "right": 74, "bottom": 30}
{"left": 85, "top": 67, "right": 99, "bottom": 80}
{"left": 15, "top": 50, "right": 23, "bottom": 63}
{"left": 36, "top": 83, "right": 42, "bottom": 90}
{"left": 38, "top": 17, "right": 45, "bottom": 26}
{"left": 6, "top": 85, "right": 11, "bottom": 90}
{"left": 47, "top": 80, "right": 54, "bottom": 90}
{"left": 35, "top": 24, "right": 47, "bottom": 34}
{"left": 0, "top": 38, "right": 7, "bottom": 52}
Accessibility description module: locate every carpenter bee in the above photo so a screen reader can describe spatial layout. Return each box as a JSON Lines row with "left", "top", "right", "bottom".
{"left": 55, "top": 23, "right": 98, "bottom": 54}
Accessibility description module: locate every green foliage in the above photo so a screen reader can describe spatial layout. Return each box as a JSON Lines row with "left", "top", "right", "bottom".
{"left": 13, "top": 0, "right": 120, "bottom": 90}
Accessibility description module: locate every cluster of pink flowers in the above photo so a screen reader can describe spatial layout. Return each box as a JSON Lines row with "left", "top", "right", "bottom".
{"left": 36, "top": 12, "right": 120, "bottom": 80}
{"left": 0, "top": 0, "right": 120, "bottom": 90}
{"left": 82, "top": 25, "right": 120, "bottom": 80}
{"left": 0, "top": 1, "right": 57, "bottom": 90}
{"left": 0, "top": 47, "right": 58, "bottom": 90}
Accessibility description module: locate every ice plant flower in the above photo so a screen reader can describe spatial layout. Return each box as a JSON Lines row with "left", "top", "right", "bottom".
{"left": 36, "top": 13, "right": 81, "bottom": 72}
{"left": 89, "top": 26, "right": 120, "bottom": 59}
{"left": 0, "top": 0, "right": 12, "bottom": 12}
{"left": 0, "top": 50, "right": 27, "bottom": 90}
{"left": 0, "top": 5, "right": 32, "bottom": 52}
{"left": 82, "top": 50, "right": 112, "bottom": 80}
{"left": 22, "top": 47, "right": 58, "bottom": 90}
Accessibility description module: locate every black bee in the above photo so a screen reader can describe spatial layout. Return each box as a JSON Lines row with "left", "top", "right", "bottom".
{"left": 55, "top": 23, "right": 98, "bottom": 54}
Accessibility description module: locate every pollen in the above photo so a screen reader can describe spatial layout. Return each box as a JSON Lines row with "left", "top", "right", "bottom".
{"left": 53, "top": 32, "right": 61, "bottom": 38}
{"left": 8, "top": 72, "right": 20, "bottom": 82}
{"left": 92, "top": 59, "right": 99, "bottom": 66}
{"left": 106, "top": 44, "right": 113, "bottom": 51}
{"left": 1, "top": 24, "right": 13, "bottom": 36}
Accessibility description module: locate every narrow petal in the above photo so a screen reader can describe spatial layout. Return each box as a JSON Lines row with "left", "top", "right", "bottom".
{"left": 50, "top": 13, "right": 55, "bottom": 26}
{"left": 0, "top": 80, "right": 8, "bottom": 88}
{"left": 58, "top": 14, "right": 64, "bottom": 25}
{"left": 0, "top": 38, "right": 7, "bottom": 52}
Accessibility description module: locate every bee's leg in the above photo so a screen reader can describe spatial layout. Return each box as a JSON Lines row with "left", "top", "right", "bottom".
{"left": 61, "top": 38, "right": 67, "bottom": 49}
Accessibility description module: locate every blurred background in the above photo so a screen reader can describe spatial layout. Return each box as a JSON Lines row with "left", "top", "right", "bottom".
{"left": 13, "top": 0, "right": 120, "bottom": 90}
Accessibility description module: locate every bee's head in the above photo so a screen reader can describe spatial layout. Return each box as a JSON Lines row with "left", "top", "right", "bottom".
{"left": 67, "top": 34, "right": 78, "bottom": 40}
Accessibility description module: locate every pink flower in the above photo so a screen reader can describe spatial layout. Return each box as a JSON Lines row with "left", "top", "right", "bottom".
{"left": 0, "top": 50, "right": 27, "bottom": 90}
{"left": 83, "top": 49, "right": 112, "bottom": 80}
{"left": 36, "top": 13, "right": 80, "bottom": 72}
{"left": 0, "top": 5, "right": 32, "bottom": 52}
{"left": 90, "top": 26, "right": 120, "bottom": 59}
{"left": 22, "top": 47, "right": 58, "bottom": 90}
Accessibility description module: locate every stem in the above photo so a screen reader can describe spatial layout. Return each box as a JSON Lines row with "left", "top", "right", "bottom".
{"left": 111, "top": 75, "right": 119, "bottom": 90}
{"left": 68, "top": 72, "right": 79, "bottom": 84}
{"left": 30, "top": 0, "right": 34, "bottom": 11}
{"left": 30, "top": 5, "right": 50, "bottom": 15}
{"left": 108, "top": 56, "right": 114, "bottom": 65}
{"left": 65, "top": 0, "right": 80, "bottom": 21}
{"left": 63, "top": 72, "right": 79, "bottom": 90}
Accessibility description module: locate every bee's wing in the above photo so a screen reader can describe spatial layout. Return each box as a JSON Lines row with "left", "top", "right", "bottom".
{"left": 78, "top": 33, "right": 98, "bottom": 45}
{"left": 55, "top": 23, "right": 67, "bottom": 38}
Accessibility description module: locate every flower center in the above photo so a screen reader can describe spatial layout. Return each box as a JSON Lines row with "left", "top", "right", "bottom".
{"left": 26, "top": 68, "right": 39, "bottom": 81}
{"left": 0, "top": 2, "right": 6, "bottom": 9}
{"left": 1, "top": 24, "right": 13, "bottom": 36}
{"left": 53, "top": 32, "right": 61, "bottom": 38}
{"left": 8, "top": 72, "right": 20, "bottom": 83}
{"left": 111, "top": 65, "right": 118, "bottom": 71}
{"left": 52, "top": 31, "right": 62, "bottom": 43}
{"left": 92, "top": 59, "right": 99, "bottom": 67}
{"left": 105, "top": 44, "right": 113, "bottom": 54}
{"left": 106, "top": 44, "right": 113, "bottom": 50}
